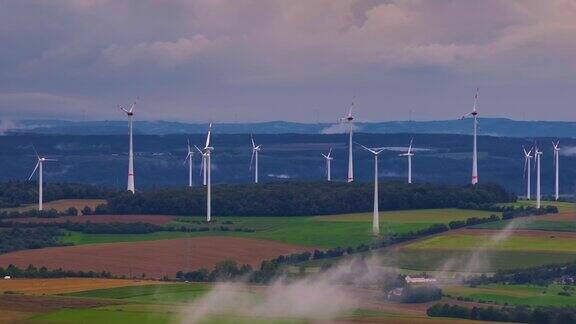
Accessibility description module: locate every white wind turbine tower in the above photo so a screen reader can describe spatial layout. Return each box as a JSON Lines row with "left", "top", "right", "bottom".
{"left": 523, "top": 146, "right": 533, "bottom": 200}
{"left": 340, "top": 98, "right": 356, "bottom": 182}
{"left": 249, "top": 135, "right": 262, "bottom": 183}
{"left": 321, "top": 148, "right": 333, "bottom": 181}
{"left": 358, "top": 143, "right": 384, "bottom": 235}
{"left": 553, "top": 140, "right": 560, "bottom": 201}
{"left": 119, "top": 99, "right": 137, "bottom": 193}
{"left": 535, "top": 145, "right": 543, "bottom": 208}
{"left": 460, "top": 88, "right": 479, "bottom": 185}
{"left": 399, "top": 138, "right": 414, "bottom": 184}
{"left": 28, "top": 149, "right": 56, "bottom": 211}
{"left": 196, "top": 124, "right": 213, "bottom": 221}
{"left": 184, "top": 139, "right": 194, "bottom": 187}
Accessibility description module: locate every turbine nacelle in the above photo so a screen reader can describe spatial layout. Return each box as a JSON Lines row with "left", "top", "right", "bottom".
{"left": 553, "top": 140, "right": 560, "bottom": 151}
{"left": 118, "top": 100, "right": 137, "bottom": 116}
{"left": 356, "top": 142, "right": 384, "bottom": 155}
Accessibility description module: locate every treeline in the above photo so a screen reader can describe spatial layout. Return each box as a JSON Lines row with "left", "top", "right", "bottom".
{"left": 0, "top": 227, "right": 65, "bottom": 254}
{"left": 108, "top": 181, "right": 514, "bottom": 216}
{"left": 176, "top": 259, "right": 273, "bottom": 283}
{"left": 0, "top": 181, "right": 116, "bottom": 208}
{"left": 427, "top": 303, "right": 576, "bottom": 323}
{"left": 0, "top": 264, "right": 112, "bottom": 279}
{"left": 460, "top": 203, "right": 559, "bottom": 218}
{"left": 467, "top": 261, "right": 576, "bottom": 287}
{"left": 0, "top": 205, "right": 108, "bottom": 219}
{"left": 0, "top": 221, "right": 256, "bottom": 235}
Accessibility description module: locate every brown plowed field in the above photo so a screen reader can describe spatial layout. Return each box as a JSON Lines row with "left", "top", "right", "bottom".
{"left": 0, "top": 237, "right": 314, "bottom": 279}
{"left": 4, "top": 214, "right": 177, "bottom": 226}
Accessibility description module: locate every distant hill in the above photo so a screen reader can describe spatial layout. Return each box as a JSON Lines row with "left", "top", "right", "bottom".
{"left": 2, "top": 118, "right": 576, "bottom": 138}
{"left": 1, "top": 132, "right": 575, "bottom": 194}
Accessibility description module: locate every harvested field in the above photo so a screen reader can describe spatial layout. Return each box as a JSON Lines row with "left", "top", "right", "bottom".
{"left": 4, "top": 214, "right": 176, "bottom": 226}
{"left": 459, "top": 228, "right": 576, "bottom": 238}
{"left": 0, "top": 237, "right": 315, "bottom": 279}
{"left": 0, "top": 278, "right": 162, "bottom": 295}
{"left": 2, "top": 199, "right": 106, "bottom": 213}
{"left": 533, "top": 212, "right": 576, "bottom": 221}
{"left": 404, "top": 230, "right": 576, "bottom": 253}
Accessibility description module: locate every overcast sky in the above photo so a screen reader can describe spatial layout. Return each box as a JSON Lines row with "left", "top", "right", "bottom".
{"left": 1, "top": 0, "right": 575, "bottom": 122}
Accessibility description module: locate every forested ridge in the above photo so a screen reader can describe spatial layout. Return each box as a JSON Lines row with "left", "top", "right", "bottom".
{"left": 107, "top": 181, "right": 515, "bottom": 216}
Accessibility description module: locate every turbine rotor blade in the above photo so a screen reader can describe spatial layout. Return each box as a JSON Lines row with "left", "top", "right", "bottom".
{"left": 28, "top": 161, "right": 39, "bottom": 181}
{"left": 199, "top": 155, "right": 205, "bottom": 176}
{"left": 471, "top": 87, "right": 479, "bottom": 113}
{"left": 205, "top": 123, "right": 212, "bottom": 149}
{"left": 249, "top": 149, "right": 255, "bottom": 171}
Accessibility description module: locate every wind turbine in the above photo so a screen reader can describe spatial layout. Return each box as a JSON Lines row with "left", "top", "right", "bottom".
{"left": 249, "top": 135, "right": 262, "bottom": 183}
{"left": 199, "top": 124, "right": 213, "bottom": 222}
{"left": 27, "top": 149, "right": 56, "bottom": 211}
{"left": 119, "top": 99, "right": 137, "bottom": 193}
{"left": 523, "top": 146, "right": 533, "bottom": 200}
{"left": 460, "top": 88, "right": 479, "bottom": 185}
{"left": 534, "top": 145, "right": 543, "bottom": 209}
{"left": 340, "top": 98, "right": 356, "bottom": 182}
{"left": 553, "top": 140, "right": 560, "bottom": 201}
{"left": 321, "top": 148, "right": 333, "bottom": 181}
{"left": 357, "top": 143, "right": 384, "bottom": 235}
{"left": 184, "top": 139, "right": 194, "bottom": 187}
{"left": 399, "top": 138, "right": 414, "bottom": 184}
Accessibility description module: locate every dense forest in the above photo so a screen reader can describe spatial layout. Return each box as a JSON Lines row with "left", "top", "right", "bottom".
{"left": 427, "top": 303, "right": 576, "bottom": 323}
{"left": 0, "top": 181, "right": 116, "bottom": 208}
{"left": 107, "top": 181, "right": 515, "bottom": 216}
{"left": 0, "top": 227, "right": 65, "bottom": 254}
{"left": 0, "top": 133, "right": 573, "bottom": 193}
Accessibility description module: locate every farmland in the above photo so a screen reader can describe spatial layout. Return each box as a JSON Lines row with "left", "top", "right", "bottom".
{"left": 0, "top": 198, "right": 573, "bottom": 323}
{"left": 1, "top": 199, "right": 106, "bottom": 213}
{"left": 444, "top": 284, "right": 576, "bottom": 307}
{"left": 404, "top": 230, "right": 576, "bottom": 253}
{"left": 57, "top": 208, "right": 498, "bottom": 248}
{"left": 7, "top": 214, "right": 177, "bottom": 225}
{"left": 0, "top": 278, "right": 164, "bottom": 295}
{"left": 0, "top": 237, "right": 314, "bottom": 279}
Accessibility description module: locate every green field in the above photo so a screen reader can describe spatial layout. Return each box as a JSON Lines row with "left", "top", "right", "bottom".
{"left": 61, "top": 209, "right": 495, "bottom": 248}
{"left": 64, "top": 283, "right": 211, "bottom": 303}
{"left": 29, "top": 304, "right": 309, "bottom": 324}
{"left": 29, "top": 283, "right": 420, "bottom": 324}
{"left": 379, "top": 250, "right": 576, "bottom": 272}
{"left": 444, "top": 284, "right": 576, "bottom": 307}
{"left": 406, "top": 233, "right": 576, "bottom": 253}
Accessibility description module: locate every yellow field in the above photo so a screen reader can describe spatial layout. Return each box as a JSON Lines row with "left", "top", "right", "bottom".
{"left": 314, "top": 208, "right": 497, "bottom": 223}
{"left": 0, "top": 278, "right": 163, "bottom": 295}
{"left": 1, "top": 199, "right": 106, "bottom": 213}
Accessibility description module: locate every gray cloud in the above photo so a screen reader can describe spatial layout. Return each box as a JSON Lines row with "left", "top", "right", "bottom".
{"left": 1, "top": 0, "right": 575, "bottom": 122}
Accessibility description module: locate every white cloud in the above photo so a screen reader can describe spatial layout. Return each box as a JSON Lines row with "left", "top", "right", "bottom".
{"left": 102, "top": 35, "right": 221, "bottom": 67}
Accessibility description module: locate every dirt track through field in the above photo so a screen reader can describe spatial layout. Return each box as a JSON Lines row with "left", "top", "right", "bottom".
{"left": 0, "top": 237, "right": 314, "bottom": 279}
{"left": 4, "top": 214, "right": 177, "bottom": 226}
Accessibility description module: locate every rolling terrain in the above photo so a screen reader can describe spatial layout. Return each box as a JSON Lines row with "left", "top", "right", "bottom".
{"left": 1, "top": 133, "right": 576, "bottom": 193}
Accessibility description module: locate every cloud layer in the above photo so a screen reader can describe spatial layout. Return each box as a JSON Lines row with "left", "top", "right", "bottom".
{"left": 1, "top": 0, "right": 575, "bottom": 122}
